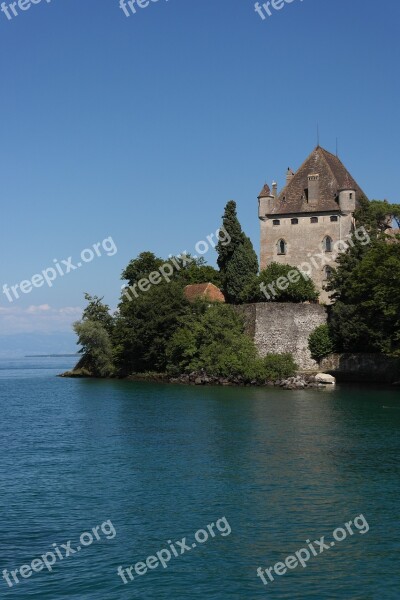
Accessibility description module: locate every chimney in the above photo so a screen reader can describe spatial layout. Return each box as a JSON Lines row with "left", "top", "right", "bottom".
{"left": 286, "top": 168, "right": 295, "bottom": 185}
{"left": 308, "top": 174, "right": 319, "bottom": 205}
{"left": 272, "top": 181, "right": 278, "bottom": 198}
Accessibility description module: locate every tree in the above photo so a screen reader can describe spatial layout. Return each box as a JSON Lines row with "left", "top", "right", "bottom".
{"left": 122, "top": 252, "right": 164, "bottom": 286}
{"left": 308, "top": 324, "right": 335, "bottom": 363}
{"left": 116, "top": 251, "right": 227, "bottom": 375}
{"left": 72, "top": 294, "right": 115, "bottom": 376}
{"left": 355, "top": 197, "right": 400, "bottom": 234}
{"left": 115, "top": 278, "right": 191, "bottom": 375}
{"left": 328, "top": 237, "right": 400, "bottom": 356}
{"left": 73, "top": 320, "right": 114, "bottom": 377}
{"left": 216, "top": 201, "right": 258, "bottom": 303}
{"left": 81, "top": 293, "right": 114, "bottom": 334}
{"left": 242, "top": 263, "right": 319, "bottom": 303}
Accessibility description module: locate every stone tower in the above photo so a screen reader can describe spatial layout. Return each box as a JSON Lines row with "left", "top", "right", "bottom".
{"left": 258, "top": 146, "right": 367, "bottom": 303}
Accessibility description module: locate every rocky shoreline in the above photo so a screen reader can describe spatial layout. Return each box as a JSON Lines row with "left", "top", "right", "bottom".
{"left": 127, "top": 371, "right": 336, "bottom": 389}
{"left": 60, "top": 369, "right": 337, "bottom": 389}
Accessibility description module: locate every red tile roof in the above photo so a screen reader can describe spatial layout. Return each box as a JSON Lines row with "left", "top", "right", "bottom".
{"left": 184, "top": 283, "right": 225, "bottom": 303}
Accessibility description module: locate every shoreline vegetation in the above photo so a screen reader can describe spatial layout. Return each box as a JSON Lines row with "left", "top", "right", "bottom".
{"left": 63, "top": 199, "right": 400, "bottom": 387}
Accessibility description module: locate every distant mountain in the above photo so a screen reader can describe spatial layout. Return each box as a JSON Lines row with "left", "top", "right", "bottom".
{"left": 0, "top": 333, "right": 78, "bottom": 358}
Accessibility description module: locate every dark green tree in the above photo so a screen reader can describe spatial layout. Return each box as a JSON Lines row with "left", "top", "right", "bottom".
{"left": 216, "top": 200, "right": 258, "bottom": 303}
{"left": 355, "top": 197, "right": 400, "bottom": 234}
{"left": 328, "top": 237, "right": 400, "bottom": 356}
{"left": 122, "top": 252, "right": 164, "bottom": 286}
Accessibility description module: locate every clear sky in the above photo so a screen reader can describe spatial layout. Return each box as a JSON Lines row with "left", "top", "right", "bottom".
{"left": 0, "top": 0, "right": 399, "bottom": 343}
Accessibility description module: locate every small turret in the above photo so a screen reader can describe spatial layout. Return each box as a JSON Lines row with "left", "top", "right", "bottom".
{"left": 339, "top": 174, "right": 356, "bottom": 214}
{"left": 258, "top": 184, "right": 274, "bottom": 218}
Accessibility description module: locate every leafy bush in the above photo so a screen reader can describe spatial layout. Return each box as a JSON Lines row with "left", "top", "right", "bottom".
{"left": 166, "top": 303, "right": 297, "bottom": 382}
{"left": 166, "top": 302, "right": 258, "bottom": 377}
{"left": 263, "top": 353, "right": 297, "bottom": 380}
{"left": 241, "top": 263, "right": 319, "bottom": 304}
{"left": 308, "top": 324, "right": 335, "bottom": 363}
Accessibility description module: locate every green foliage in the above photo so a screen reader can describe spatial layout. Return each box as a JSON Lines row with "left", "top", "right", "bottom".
{"left": 81, "top": 293, "right": 114, "bottom": 334}
{"left": 166, "top": 302, "right": 297, "bottom": 381}
{"left": 122, "top": 251, "right": 221, "bottom": 288}
{"left": 242, "top": 263, "right": 319, "bottom": 303}
{"left": 116, "top": 250, "right": 226, "bottom": 375}
{"left": 72, "top": 294, "right": 115, "bottom": 376}
{"left": 262, "top": 354, "right": 298, "bottom": 381}
{"left": 122, "top": 252, "right": 164, "bottom": 286}
{"left": 328, "top": 237, "right": 400, "bottom": 356}
{"left": 355, "top": 197, "right": 400, "bottom": 233}
{"left": 73, "top": 320, "right": 114, "bottom": 377}
{"left": 166, "top": 302, "right": 257, "bottom": 377}
{"left": 216, "top": 201, "right": 258, "bottom": 303}
{"left": 115, "top": 279, "right": 191, "bottom": 375}
{"left": 171, "top": 257, "right": 222, "bottom": 287}
{"left": 308, "top": 324, "right": 335, "bottom": 363}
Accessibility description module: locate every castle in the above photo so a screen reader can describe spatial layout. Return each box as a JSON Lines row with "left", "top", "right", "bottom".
{"left": 258, "top": 146, "right": 367, "bottom": 303}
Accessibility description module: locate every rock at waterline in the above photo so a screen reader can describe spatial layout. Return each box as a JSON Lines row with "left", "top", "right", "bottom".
{"left": 315, "top": 373, "right": 336, "bottom": 385}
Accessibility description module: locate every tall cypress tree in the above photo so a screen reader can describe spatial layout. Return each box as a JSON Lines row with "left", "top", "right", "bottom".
{"left": 217, "top": 200, "right": 258, "bottom": 303}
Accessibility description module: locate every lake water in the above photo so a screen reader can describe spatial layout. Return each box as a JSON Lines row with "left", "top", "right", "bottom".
{"left": 0, "top": 358, "right": 399, "bottom": 599}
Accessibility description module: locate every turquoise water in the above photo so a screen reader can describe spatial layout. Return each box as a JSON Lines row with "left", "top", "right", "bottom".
{"left": 0, "top": 358, "right": 399, "bottom": 599}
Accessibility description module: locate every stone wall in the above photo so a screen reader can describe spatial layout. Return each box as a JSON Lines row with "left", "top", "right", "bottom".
{"left": 320, "top": 353, "right": 400, "bottom": 384}
{"left": 238, "top": 303, "right": 328, "bottom": 371}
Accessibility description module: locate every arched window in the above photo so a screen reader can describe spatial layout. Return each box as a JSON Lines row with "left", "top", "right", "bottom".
{"left": 324, "top": 236, "right": 333, "bottom": 252}
{"left": 277, "top": 239, "right": 287, "bottom": 255}
{"left": 324, "top": 266, "right": 333, "bottom": 281}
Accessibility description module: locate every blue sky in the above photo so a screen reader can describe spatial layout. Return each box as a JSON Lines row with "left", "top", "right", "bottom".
{"left": 0, "top": 0, "right": 399, "bottom": 345}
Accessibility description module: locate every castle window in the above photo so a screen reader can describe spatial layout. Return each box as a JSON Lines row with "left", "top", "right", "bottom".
{"left": 324, "top": 236, "right": 333, "bottom": 252}
{"left": 330, "top": 215, "right": 338, "bottom": 222}
{"left": 291, "top": 218, "right": 299, "bottom": 225}
{"left": 350, "top": 193, "right": 353, "bottom": 199}
{"left": 277, "top": 239, "right": 287, "bottom": 255}
{"left": 310, "top": 217, "right": 318, "bottom": 224}
{"left": 272, "top": 219, "right": 280, "bottom": 226}
{"left": 324, "top": 266, "right": 333, "bottom": 281}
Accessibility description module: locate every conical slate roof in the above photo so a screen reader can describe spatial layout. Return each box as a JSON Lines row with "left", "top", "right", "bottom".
{"left": 265, "top": 146, "right": 367, "bottom": 215}
{"left": 258, "top": 183, "right": 271, "bottom": 198}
